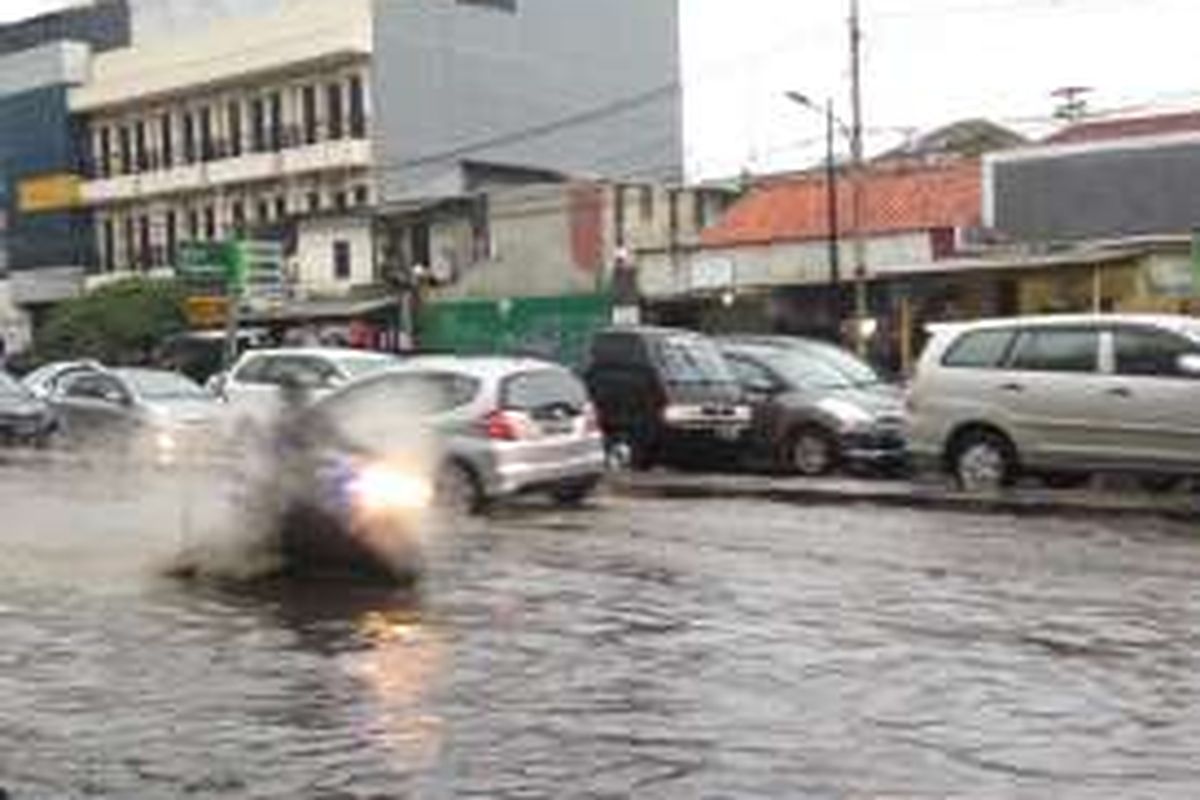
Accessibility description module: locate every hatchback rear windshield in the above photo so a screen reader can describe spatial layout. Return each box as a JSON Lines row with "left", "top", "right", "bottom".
{"left": 502, "top": 369, "right": 589, "bottom": 413}
{"left": 116, "top": 369, "right": 208, "bottom": 400}
{"left": 338, "top": 355, "right": 399, "bottom": 379}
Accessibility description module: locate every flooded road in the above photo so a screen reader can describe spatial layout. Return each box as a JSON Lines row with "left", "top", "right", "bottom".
{"left": 3, "top": 455, "right": 1200, "bottom": 798}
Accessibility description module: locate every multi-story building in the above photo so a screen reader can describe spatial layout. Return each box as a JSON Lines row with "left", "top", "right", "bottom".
{"left": 0, "top": 0, "right": 133, "bottom": 350}
{"left": 67, "top": 0, "right": 683, "bottom": 311}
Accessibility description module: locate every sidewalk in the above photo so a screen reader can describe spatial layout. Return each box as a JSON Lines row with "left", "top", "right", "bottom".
{"left": 609, "top": 470, "right": 1200, "bottom": 523}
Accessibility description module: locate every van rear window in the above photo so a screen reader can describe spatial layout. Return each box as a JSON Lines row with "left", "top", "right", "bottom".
{"left": 942, "top": 329, "right": 1016, "bottom": 369}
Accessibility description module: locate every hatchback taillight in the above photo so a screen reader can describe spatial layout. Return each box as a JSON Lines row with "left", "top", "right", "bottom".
{"left": 484, "top": 410, "right": 524, "bottom": 441}
{"left": 584, "top": 403, "right": 601, "bottom": 435}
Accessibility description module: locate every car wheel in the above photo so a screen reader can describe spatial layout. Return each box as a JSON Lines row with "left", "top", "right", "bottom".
{"left": 950, "top": 429, "right": 1017, "bottom": 492}
{"left": 786, "top": 426, "right": 838, "bottom": 476}
{"left": 551, "top": 479, "right": 599, "bottom": 508}
{"left": 436, "top": 461, "right": 484, "bottom": 516}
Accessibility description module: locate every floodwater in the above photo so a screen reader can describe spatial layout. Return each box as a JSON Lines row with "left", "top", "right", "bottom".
{"left": 3, "top": 453, "right": 1200, "bottom": 799}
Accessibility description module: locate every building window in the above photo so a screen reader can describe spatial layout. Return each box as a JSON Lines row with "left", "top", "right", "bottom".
{"left": 187, "top": 209, "right": 199, "bottom": 241}
{"left": 96, "top": 127, "right": 111, "bottom": 178}
{"left": 231, "top": 200, "right": 246, "bottom": 234}
{"left": 118, "top": 126, "right": 132, "bottom": 175}
{"left": 123, "top": 216, "right": 135, "bottom": 269}
{"left": 639, "top": 185, "right": 654, "bottom": 222}
{"left": 161, "top": 113, "right": 174, "bottom": 168}
{"left": 203, "top": 206, "right": 216, "bottom": 240}
{"left": 353, "top": 185, "right": 369, "bottom": 206}
{"left": 256, "top": 199, "right": 270, "bottom": 224}
{"left": 250, "top": 98, "right": 265, "bottom": 152}
{"left": 333, "top": 240, "right": 352, "bottom": 280}
{"left": 165, "top": 210, "right": 178, "bottom": 264}
{"left": 228, "top": 101, "right": 243, "bottom": 158}
{"left": 302, "top": 85, "right": 317, "bottom": 145}
{"left": 182, "top": 112, "right": 197, "bottom": 164}
{"left": 275, "top": 195, "right": 288, "bottom": 219}
{"left": 348, "top": 75, "right": 366, "bottom": 138}
{"left": 101, "top": 218, "right": 115, "bottom": 271}
{"left": 199, "top": 106, "right": 214, "bottom": 161}
{"left": 692, "top": 193, "right": 706, "bottom": 231}
{"left": 134, "top": 121, "right": 148, "bottom": 172}
{"left": 334, "top": 191, "right": 348, "bottom": 211}
{"left": 307, "top": 191, "right": 321, "bottom": 213}
{"left": 269, "top": 92, "right": 283, "bottom": 151}
{"left": 138, "top": 215, "right": 151, "bottom": 268}
{"left": 327, "top": 83, "right": 344, "bottom": 140}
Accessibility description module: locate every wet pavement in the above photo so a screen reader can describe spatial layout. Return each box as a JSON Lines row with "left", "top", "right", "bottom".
{"left": 3, "top": 454, "right": 1200, "bottom": 798}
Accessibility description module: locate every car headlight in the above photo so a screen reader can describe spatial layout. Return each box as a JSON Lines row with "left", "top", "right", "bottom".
{"left": 818, "top": 398, "right": 874, "bottom": 432}
{"left": 349, "top": 462, "right": 434, "bottom": 514}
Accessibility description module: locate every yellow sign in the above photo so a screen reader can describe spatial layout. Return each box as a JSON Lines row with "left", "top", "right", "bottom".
{"left": 17, "top": 173, "right": 82, "bottom": 213}
{"left": 185, "top": 296, "right": 230, "bottom": 329}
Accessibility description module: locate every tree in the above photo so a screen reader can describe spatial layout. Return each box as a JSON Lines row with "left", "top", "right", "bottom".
{"left": 35, "top": 277, "right": 189, "bottom": 365}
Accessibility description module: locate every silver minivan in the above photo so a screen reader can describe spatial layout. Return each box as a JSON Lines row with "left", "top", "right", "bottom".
{"left": 908, "top": 314, "right": 1200, "bottom": 490}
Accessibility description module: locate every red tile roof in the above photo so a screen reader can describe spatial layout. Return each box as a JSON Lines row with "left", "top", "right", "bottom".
{"left": 701, "top": 160, "right": 981, "bottom": 248}
{"left": 1045, "top": 111, "right": 1200, "bottom": 146}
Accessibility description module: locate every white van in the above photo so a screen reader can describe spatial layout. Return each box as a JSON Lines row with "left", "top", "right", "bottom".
{"left": 908, "top": 314, "right": 1200, "bottom": 490}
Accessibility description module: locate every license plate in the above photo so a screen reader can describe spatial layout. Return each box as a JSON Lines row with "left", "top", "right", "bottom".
{"left": 715, "top": 425, "right": 743, "bottom": 441}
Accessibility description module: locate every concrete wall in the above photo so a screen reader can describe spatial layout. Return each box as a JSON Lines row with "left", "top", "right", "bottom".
{"left": 638, "top": 233, "right": 935, "bottom": 298}
{"left": 294, "top": 215, "right": 375, "bottom": 297}
{"left": 0, "top": 279, "right": 32, "bottom": 353}
{"left": 372, "top": 0, "right": 682, "bottom": 200}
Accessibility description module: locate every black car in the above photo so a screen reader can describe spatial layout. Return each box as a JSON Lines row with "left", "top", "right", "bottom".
{"left": 0, "top": 370, "right": 57, "bottom": 447}
{"left": 584, "top": 326, "right": 751, "bottom": 469}
{"left": 720, "top": 339, "right": 907, "bottom": 475}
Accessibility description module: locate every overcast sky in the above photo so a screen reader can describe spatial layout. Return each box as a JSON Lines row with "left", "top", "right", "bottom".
{"left": 5, "top": 0, "right": 1200, "bottom": 179}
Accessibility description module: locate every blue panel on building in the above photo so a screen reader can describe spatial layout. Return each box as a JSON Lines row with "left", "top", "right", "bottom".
{"left": 0, "top": 86, "right": 90, "bottom": 270}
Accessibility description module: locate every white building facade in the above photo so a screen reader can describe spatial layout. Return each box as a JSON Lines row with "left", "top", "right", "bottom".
{"left": 70, "top": 0, "right": 375, "bottom": 298}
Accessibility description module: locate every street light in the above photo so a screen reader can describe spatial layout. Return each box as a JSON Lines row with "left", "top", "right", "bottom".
{"left": 784, "top": 90, "right": 870, "bottom": 354}
{"left": 784, "top": 91, "right": 847, "bottom": 341}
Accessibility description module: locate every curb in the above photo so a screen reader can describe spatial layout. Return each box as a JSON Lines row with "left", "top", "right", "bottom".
{"left": 608, "top": 474, "right": 1200, "bottom": 523}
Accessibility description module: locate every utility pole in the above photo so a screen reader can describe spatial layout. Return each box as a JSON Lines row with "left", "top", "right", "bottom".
{"left": 824, "top": 100, "right": 842, "bottom": 336}
{"left": 849, "top": 0, "right": 869, "bottom": 357}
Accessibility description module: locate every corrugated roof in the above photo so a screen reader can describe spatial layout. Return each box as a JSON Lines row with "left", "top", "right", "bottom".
{"left": 1045, "top": 111, "right": 1200, "bottom": 145}
{"left": 700, "top": 160, "right": 981, "bottom": 248}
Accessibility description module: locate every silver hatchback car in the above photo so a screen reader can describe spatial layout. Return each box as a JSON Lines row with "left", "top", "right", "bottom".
{"left": 313, "top": 356, "right": 607, "bottom": 511}
{"left": 908, "top": 314, "right": 1200, "bottom": 490}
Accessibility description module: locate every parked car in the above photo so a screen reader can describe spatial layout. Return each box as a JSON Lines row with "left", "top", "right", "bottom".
{"left": 0, "top": 370, "right": 57, "bottom": 447}
{"left": 309, "top": 356, "right": 607, "bottom": 513}
{"left": 21, "top": 359, "right": 105, "bottom": 399}
{"left": 584, "top": 326, "right": 751, "bottom": 469}
{"left": 722, "top": 334, "right": 891, "bottom": 387}
{"left": 908, "top": 314, "right": 1200, "bottom": 491}
{"left": 720, "top": 339, "right": 907, "bottom": 475}
{"left": 218, "top": 347, "right": 400, "bottom": 422}
{"left": 47, "top": 366, "right": 224, "bottom": 459}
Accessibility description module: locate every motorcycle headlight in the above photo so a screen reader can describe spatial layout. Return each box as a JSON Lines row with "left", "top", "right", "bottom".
{"left": 349, "top": 462, "right": 434, "bottom": 514}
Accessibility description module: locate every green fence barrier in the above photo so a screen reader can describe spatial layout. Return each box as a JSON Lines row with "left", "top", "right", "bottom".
{"left": 418, "top": 293, "right": 613, "bottom": 369}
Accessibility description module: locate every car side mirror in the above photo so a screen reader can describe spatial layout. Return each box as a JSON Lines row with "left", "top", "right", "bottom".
{"left": 1178, "top": 353, "right": 1200, "bottom": 377}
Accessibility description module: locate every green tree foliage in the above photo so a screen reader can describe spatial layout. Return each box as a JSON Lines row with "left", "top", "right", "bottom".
{"left": 35, "top": 278, "right": 189, "bottom": 365}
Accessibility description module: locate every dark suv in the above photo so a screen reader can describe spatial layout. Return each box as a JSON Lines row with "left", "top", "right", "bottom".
{"left": 583, "top": 327, "right": 750, "bottom": 469}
